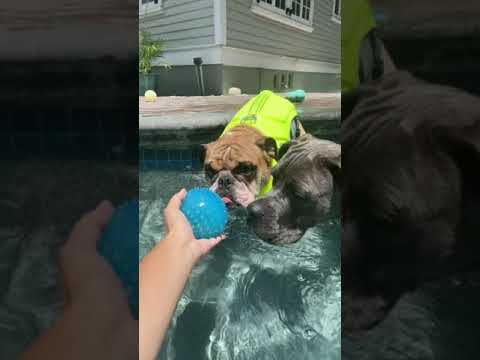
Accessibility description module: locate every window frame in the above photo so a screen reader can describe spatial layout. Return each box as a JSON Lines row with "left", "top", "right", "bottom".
{"left": 251, "top": 0, "right": 315, "bottom": 32}
{"left": 139, "top": 0, "right": 163, "bottom": 18}
{"left": 331, "top": 0, "right": 341, "bottom": 24}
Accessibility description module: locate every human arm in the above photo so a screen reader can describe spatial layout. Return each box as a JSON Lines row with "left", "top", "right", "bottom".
{"left": 139, "top": 189, "right": 225, "bottom": 360}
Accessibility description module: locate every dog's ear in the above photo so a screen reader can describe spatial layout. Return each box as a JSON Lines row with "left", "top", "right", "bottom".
{"left": 318, "top": 155, "right": 342, "bottom": 188}
{"left": 257, "top": 137, "right": 278, "bottom": 161}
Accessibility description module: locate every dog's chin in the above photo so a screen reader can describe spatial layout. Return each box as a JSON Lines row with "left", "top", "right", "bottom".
{"left": 211, "top": 184, "right": 256, "bottom": 209}
{"left": 252, "top": 226, "right": 306, "bottom": 245}
{"left": 221, "top": 195, "right": 240, "bottom": 209}
{"left": 221, "top": 193, "right": 255, "bottom": 209}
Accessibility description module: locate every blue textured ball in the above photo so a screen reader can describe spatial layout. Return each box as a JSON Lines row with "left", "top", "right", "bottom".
{"left": 180, "top": 188, "right": 228, "bottom": 239}
{"left": 98, "top": 200, "right": 139, "bottom": 319}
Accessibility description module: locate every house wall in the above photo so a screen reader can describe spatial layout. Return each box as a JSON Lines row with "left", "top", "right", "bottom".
{"left": 141, "top": 64, "right": 340, "bottom": 96}
{"left": 222, "top": 66, "right": 340, "bottom": 94}
{"left": 140, "top": 65, "right": 223, "bottom": 96}
{"left": 226, "top": 0, "right": 340, "bottom": 64}
{"left": 139, "top": 0, "right": 340, "bottom": 95}
{"left": 139, "top": 0, "right": 215, "bottom": 49}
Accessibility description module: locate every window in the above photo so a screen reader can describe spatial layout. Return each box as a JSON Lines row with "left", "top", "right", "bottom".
{"left": 252, "top": 0, "right": 314, "bottom": 31}
{"left": 139, "top": 0, "right": 162, "bottom": 17}
{"left": 332, "top": 0, "right": 341, "bottom": 23}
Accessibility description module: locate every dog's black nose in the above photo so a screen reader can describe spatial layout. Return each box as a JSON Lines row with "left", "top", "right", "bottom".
{"left": 247, "top": 202, "right": 264, "bottom": 220}
{"left": 218, "top": 175, "right": 233, "bottom": 189}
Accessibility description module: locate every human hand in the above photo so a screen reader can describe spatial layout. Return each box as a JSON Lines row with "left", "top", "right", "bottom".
{"left": 58, "top": 201, "right": 137, "bottom": 358}
{"left": 163, "top": 189, "right": 225, "bottom": 264}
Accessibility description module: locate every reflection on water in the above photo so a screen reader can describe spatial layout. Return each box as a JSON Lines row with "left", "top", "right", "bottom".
{"left": 140, "top": 170, "right": 341, "bottom": 360}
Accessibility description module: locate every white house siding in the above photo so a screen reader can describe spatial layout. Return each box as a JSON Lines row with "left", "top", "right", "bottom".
{"left": 139, "top": 0, "right": 215, "bottom": 50}
{"left": 226, "top": 0, "right": 340, "bottom": 64}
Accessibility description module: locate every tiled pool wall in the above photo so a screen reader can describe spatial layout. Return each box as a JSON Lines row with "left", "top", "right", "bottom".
{"left": 1, "top": 108, "right": 137, "bottom": 160}
{"left": 2, "top": 58, "right": 138, "bottom": 161}
{"left": 140, "top": 146, "right": 204, "bottom": 171}
{"left": 139, "top": 118, "right": 341, "bottom": 171}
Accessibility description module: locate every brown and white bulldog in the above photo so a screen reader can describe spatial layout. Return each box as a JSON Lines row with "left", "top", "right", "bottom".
{"left": 203, "top": 124, "right": 296, "bottom": 208}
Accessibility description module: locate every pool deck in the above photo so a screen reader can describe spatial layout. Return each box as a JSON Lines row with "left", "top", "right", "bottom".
{"left": 139, "top": 93, "right": 340, "bottom": 130}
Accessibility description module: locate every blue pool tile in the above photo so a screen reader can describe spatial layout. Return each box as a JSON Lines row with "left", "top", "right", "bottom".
{"left": 156, "top": 160, "right": 170, "bottom": 168}
{"left": 144, "top": 160, "right": 156, "bottom": 170}
{"left": 192, "top": 159, "right": 203, "bottom": 170}
{"left": 143, "top": 148, "right": 156, "bottom": 161}
{"left": 157, "top": 150, "right": 168, "bottom": 160}
{"left": 139, "top": 146, "right": 207, "bottom": 171}
{"left": 170, "top": 161, "right": 189, "bottom": 170}
{"left": 180, "top": 150, "right": 192, "bottom": 160}
{"left": 168, "top": 150, "right": 181, "bottom": 161}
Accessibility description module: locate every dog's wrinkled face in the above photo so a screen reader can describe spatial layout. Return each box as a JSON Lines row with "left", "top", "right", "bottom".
{"left": 203, "top": 125, "right": 277, "bottom": 208}
{"left": 341, "top": 71, "right": 480, "bottom": 333}
{"left": 246, "top": 134, "right": 341, "bottom": 245}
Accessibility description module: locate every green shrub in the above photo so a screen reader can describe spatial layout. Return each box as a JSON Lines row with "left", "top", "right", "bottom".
{"left": 139, "top": 31, "right": 170, "bottom": 74}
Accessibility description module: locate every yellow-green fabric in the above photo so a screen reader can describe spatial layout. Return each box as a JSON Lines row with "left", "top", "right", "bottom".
{"left": 341, "top": 0, "right": 376, "bottom": 93}
{"left": 222, "top": 90, "right": 297, "bottom": 195}
{"left": 222, "top": 90, "right": 297, "bottom": 150}
{"left": 258, "top": 158, "right": 276, "bottom": 196}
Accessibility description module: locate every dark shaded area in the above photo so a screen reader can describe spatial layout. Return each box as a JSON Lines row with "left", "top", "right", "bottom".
{"left": 1, "top": 7, "right": 139, "bottom": 359}
{"left": 342, "top": 2, "right": 480, "bottom": 359}
{"left": 383, "top": 35, "right": 480, "bottom": 95}
{"left": 1, "top": 57, "right": 139, "bottom": 162}
{"left": 342, "top": 71, "right": 480, "bottom": 331}
{"left": 170, "top": 302, "right": 217, "bottom": 360}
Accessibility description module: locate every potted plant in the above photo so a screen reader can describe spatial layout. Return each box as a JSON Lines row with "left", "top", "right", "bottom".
{"left": 139, "top": 31, "right": 169, "bottom": 94}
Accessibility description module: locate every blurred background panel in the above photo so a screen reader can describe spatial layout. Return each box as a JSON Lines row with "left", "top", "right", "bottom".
{"left": 0, "top": 1, "right": 139, "bottom": 358}
{"left": 371, "top": 0, "right": 480, "bottom": 94}
{"left": 0, "top": 0, "right": 138, "bottom": 161}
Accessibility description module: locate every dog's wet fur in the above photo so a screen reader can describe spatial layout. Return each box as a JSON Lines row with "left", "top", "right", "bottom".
{"left": 342, "top": 71, "right": 480, "bottom": 333}
{"left": 246, "top": 134, "right": 341, "bottom": 245}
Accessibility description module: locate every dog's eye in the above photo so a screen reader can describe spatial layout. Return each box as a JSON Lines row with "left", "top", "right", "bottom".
{"left": 234, "top": 162, "right": 257, "bottom": 176}
{"left": 286, "top": 182, "right": 308, "bottom": 200}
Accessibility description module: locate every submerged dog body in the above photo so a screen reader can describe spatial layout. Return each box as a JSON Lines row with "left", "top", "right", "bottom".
{"left": 247, "top": 134, "right": 341, "bottom": 245}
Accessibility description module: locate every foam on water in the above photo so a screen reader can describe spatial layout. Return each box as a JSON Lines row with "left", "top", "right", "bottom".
{"left": 140, "top": 170, "right": 341, "bottom": 360}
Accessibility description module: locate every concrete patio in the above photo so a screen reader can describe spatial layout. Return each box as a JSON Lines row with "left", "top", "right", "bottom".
{"left": 139, "top": 93, "right": 340, "bottom": 130}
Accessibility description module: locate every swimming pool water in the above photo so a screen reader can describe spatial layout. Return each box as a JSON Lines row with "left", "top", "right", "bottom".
{"left": 139, "top": 170, "right": 341, "bottom": 360}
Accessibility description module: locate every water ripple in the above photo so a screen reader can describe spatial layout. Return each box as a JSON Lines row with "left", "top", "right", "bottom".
{"left": 140, "top": 170, "right": 340, "bottom": 360}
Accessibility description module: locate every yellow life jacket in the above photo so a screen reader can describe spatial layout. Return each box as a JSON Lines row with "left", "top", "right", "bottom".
{"left": 341, "top": 0, "right": 376, "bottom": 92}
{"left": 221, "top": 90, "right": 298, "bottom": 195}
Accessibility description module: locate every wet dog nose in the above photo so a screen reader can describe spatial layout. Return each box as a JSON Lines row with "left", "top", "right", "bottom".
{"left": 247, "top": 202, "right": 264, "bottom": 220}
{"left": 218, "top": 175, "right": 233, "bottom": 189}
